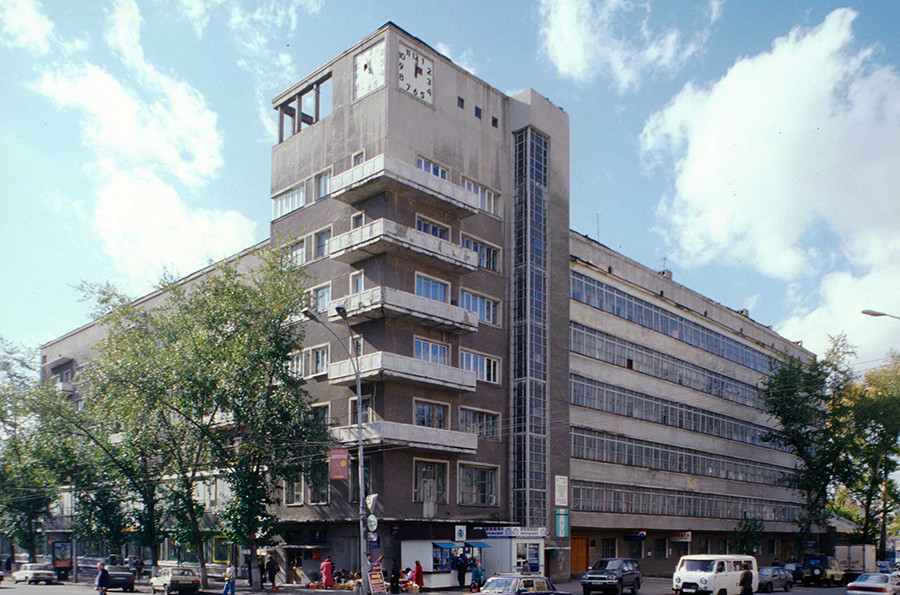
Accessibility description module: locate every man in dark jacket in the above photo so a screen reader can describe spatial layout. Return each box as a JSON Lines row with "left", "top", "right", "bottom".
{"left": 739, "top": 563, "right": 753, "bottom": 595}
{"left": 456, "top": 554, "right": 468, "bottom": 590}
{"left": 266, "top": 557, "right": 280, "bottom": 589}
{"left": 96, "top": 562, "right": 110, "bottom": 595}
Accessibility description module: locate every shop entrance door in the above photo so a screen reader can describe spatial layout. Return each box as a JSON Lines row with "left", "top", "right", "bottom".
{"left": 571, "top": 537, "right": 589, "bottom": 574}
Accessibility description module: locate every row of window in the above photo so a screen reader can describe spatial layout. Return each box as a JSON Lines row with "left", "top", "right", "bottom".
{"left": 272, "top": 169, "right": 332, "bottom": 219}
{"left": 416, "top": 157, "right": 500, "bottom": 217}
{"left": 569, "top": 373, "right": 787, "bottom": 451}
{"left": 571, "top": 480, "right": 801, "bottom": 522}
{"left": 284, "top": 459, "right": 499, "bottom": 507}
{"left": 456, "top": 96, "right": 500, "bottom": 129}
{"left": 414, "top": 215, "right": 501, "bottom": 273}
{"left": 570, "top": 271, "right": 775, "bottom": 375}
{"left": 570, "top": 322, "right": 764, "bottom": 409}
{"left": 570, "top": 427, "right": 794, "bottom": 486}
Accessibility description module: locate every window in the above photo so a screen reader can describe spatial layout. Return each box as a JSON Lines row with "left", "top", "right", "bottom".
{"left": 311, "top": 284, "right": 331, "bottom": 313}
{"left": 315, "top": 170, "right": 331, "bottom": 200}
{"left": 416, "top": 157, "right": 447, "bottom": 180}
{"left": 351, "top": 213, "right": 364, "bottom": 228}
{"left": 601, "top": 538, "right": 616, "bottom": 558}
{"left": 461, "top": 178, "right": 498, "bottom": 216}
{"left": 474, "top": 106, "right": 482, "bottom": 119}
{"left": 461, "top": 235, "right": 500, "bottom": 272}
{"left": 287, "top": 351, "right": 303, "bottom": 378}
{"left": 654, "top": 538, "right": 667, "bottom": 559}
{"left": 414, "top": 338, "right": 448, "bottom": 365}
{"left": 413, "top": 460, "right": 447, "bottom": 503}
{"left": 310, "top": 403, "right": 331, "bottom": 427}
{"left": 307, "top": 461, "right": 329, "bottom": 504}
{"left": 313, "top": 228, "right": 331, "bottom": 259}
{"left": 350, "top": 271, "right": 364, "bottom": 294}
{"left": 284, "top": 477, "right": 304, "bottom": 505}
{"left": 416, "top": 273, "right": 449, "bottom": 303}
{"left": 273, "top": 184, "right": 306, "bottom": 219}
{"left": 459, "top": 464, "right": 496, "bottom": 505}
{"left": 352, "top": 151, "right": 365, "bottom": 166}
{"left": 460, "top": 290, "right": 499, "bottom": 325}
{"left": 352, "top": 336, "right": 363, "bottom": 357}
{"left": 460, "top": 408, "right": 499, "bottom": 440}
{"left": 460, "top": 350, "right": 500, "bottom": 384}
{"left": 629, "top": 540, "right": 643, "bottom": 559}
{"left": 291, "top": 239, "right": 306, "bottom": 266}
{"left": 416, "top": 216, "right": 448, "bottom": 239}
{"left": 350, "top": 456, "right": 373, "bottom": 501}
{"left": 304, "top": 345, "right": 329, "bottom": 377}
{"left": 350, "top": 396, "right": 372, "bottom": 424}
{"left": 491, "top": 116, "right": 498, "bottom": 128}
{"left": 415, "top": 400, "right": 448, "bottom": 429}
{"left": 457, "top": 97, "right": 465, "bottom": 108}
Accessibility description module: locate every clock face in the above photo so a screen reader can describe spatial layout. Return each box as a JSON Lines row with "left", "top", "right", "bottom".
{"left": 397, "top": 43, "right": 433, "bottom": 105}
{"left": 354, "top": 40, "right": 385, "bottom": 100}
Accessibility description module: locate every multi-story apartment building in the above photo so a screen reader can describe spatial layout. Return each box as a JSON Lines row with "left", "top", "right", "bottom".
{"left": 36, "top": 22, "right": 815, "bottom": 584}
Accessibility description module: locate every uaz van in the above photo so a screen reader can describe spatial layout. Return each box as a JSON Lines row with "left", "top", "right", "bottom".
{"left": 673, "top": 555, "right": 758, "bottom": 595}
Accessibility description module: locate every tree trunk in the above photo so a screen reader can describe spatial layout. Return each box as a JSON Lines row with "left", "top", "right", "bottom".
{"left": 249, "top": 538, "right": 262, "bottom": 591}
{"left": 27, "top": 518, "right": 36, "bottom": 563}
{"left": 193, "top": 530, "right": 208, "bottom": 588}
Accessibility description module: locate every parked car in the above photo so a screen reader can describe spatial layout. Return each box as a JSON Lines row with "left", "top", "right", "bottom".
{"left": 582, "top": 558, "right": 642, "bottom": 595}
{"left": 481, "top": 573, "right": 570, "bottom": 595}
{"left": 803, "top": 554, "right": 845, "bottom": 587}
{"left": 149, "top": 567, "right": 200, "bottom": 594}
{"left": 12, "top": 563, "right": 56, "bottom": 584}
{"left": 106, "top": 565, "right": 137, "bottom": 592}
{"left": 673, "top": 555, "right": 758, "bottom": 595}
{"left": 757, "top": 567, "right": 793, "bottom": 592}
{"left": 877, "top": 562, "right": 893, "bottom": 573}
{"left": 846, "top": 573, "right": 900, "bottom": 594}
{"left": 782, "top": 563, "right": 809, "bottom": 584}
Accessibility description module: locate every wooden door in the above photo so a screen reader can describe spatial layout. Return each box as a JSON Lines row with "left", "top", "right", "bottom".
{"left": 571, "top": 537, "right": 590, "bottom": 574}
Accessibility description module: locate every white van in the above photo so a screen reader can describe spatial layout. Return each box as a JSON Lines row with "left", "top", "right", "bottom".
{"left": 673, "top": 555, "right": 758, "bottom": 595}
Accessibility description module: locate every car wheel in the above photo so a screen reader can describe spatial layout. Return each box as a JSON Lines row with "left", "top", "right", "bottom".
{"left": 584, "top": 588, "right": 591, "bottom": 595}
{"left": 632, "top": 579, "right": 641, "bottom": 594}
{"left": 784, "top": 581, "right": 792, "bottom": 592}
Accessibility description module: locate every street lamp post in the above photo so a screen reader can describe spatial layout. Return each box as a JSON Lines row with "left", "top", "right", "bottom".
{"left": 302, "top": 306, "right": 367, "bottom": 595}
{"left": 861, "top": 308, "right": 900, "bottom": 560}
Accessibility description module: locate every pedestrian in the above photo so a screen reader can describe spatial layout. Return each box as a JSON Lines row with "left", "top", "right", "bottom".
{"left": 266, "top": 556, "right": 280, "bottom": 589}
{"left": 223, "top": 561, "right": 237, "bottom": 595}
{"left": 134, "top": 557, "right": 144, "bottom": 580}
{"left": 456, "top": 553, "right": 468, "bottom": 589}
{"left": 739, "top": 563, "right": 753, "bottom": 595}
{"left": 96, "top": 562, "right": 110, "bottom": 595}
{"left": 405, "top": 567, "right": 414, "bottom": 582}
{"left": 414, "top": 560, "right": 424, "bottom": 588}
{"left": 259, "top": 559, "right": 266, "bottom": 588}
{"left": 321, "top": 555, "right": 335, "bottom": 589}
{"left": 471, "top": 561, "right": 485, "bottom": 591}
{"left": 390, "top": 558, "right": 401, "bottom": 594}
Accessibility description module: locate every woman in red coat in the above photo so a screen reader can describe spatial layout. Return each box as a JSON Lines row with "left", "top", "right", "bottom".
{"left": 414, "top": 560, "right": 424, "bottom": 587}
{"left": 321, "top": 556, "right": 335, "bottom": 589}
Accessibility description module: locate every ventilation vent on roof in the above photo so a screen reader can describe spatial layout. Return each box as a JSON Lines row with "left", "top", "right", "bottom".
{"left": 658, "top": 269, "right": 672, "bottom": 280}
{"left": 738, "top": 308, "right": 749, "bottom": 317}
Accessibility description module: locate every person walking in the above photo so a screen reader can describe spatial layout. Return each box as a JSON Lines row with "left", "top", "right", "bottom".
{"left": 96, "top": 562, "right": 110, "bottom": 595}
{"left": 739, "top": 563, "right": 754, "bottom": 595}
{"left": 456, "top": 553, "right": 468, "bottom": 590}
{"left": 266, "top": 556, "right": 280, "bottom": 590}
{"left": 321, "top": 555, "right": 335, "bottom": 589}
{"left": 223, "top": 561, "right": 237, "bottom": 595}
{"left": 414, "top": 560, "right": 424, "bottom": 588}
{"left": 389, "top": 559, "right": 401, "bottom": 594}
{"left": 471, "top": 561, "right": 485, "bottom": 591}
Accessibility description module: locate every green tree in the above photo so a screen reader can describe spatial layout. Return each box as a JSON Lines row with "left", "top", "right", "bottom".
{"left": 763, "top": 334, "right": 859, "bottom": 558}
{"left": 72, "top": 484, "right": 129, "bottom": 556}
{"left": 728, "top": 516, "right": 765, "bottom": 555}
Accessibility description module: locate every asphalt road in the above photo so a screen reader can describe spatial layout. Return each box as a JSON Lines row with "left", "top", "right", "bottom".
{"left": 0, "top": 577, "right": 856, "bottom": 595}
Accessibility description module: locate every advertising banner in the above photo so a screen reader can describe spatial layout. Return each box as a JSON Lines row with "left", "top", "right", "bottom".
{"left": 329, "top": 448, "right": 350, "bottom": 480}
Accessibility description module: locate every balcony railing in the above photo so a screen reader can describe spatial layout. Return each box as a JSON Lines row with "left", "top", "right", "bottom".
{"left": 329, "top": 351, "right": 476, "bottom": 392}
{"left": 331, "top": 421, "right": 478, "bottom": 454}
{"left": 330, "top": 154, "right": 480, "bottom": 217}
{"left": 328, "top": 287, "right": 478, "bottom": 333}
{"left": 329, "top": 218, "right": 478, "bottom": 272}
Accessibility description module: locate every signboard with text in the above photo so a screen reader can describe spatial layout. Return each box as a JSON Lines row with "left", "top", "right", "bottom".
{"left": 329, "top": 448, "right": 350, "bottom": 480}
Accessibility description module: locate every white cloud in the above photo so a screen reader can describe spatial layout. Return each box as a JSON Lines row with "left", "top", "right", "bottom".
{"left": 640, "top": 8, "right": 900, "bottom": 361}
{"left": 436, "top": 42, "right": 477, "bottom": 75}
{"left": 173, "top": 0, "right": 227, "bottom": 37}
{"left": 0, "top": 0, "right": 53, "bottom": 55}
{"left": 538, "top": 0, "right": 717, "bottom": 92}
{"left": 93, "top": 170, "right": 256, "bottom": 283}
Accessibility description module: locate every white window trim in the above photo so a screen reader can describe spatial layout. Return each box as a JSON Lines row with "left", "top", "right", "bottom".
{"left": 415, "top": 271, "right": 451, "bottom": 303}
{"left": 351, "top": 212, "right": 365, "bottom": 228}
{"left": 459, "top": 405, "right": 502, "bottom": 440}
{"left": 314, "top": 166, "right": 334, "bottom": 201}
{"left": 271, "top": 180, "right": 308, "bottom": 219}
{"left": 311, "top": 224, "right": 333, "bottom": 261}
{"left": 306, "top": 474, "right": 330, "bottom": 505}
{"left": 308, "top": 281, "right": 333, "bottom": 315}
{"left": 302, "top": 342, "right": 330, "bottom": 379}
{"left": 352, "top": 150, "right": 366, "bottom": 166}
{"left": 460, "top": 177, "right": 501, "bottom": 219}
{"left": 415, "top": 212, "right": 451, "bottom": 239}
{"left": 461, "top": 232, "right": 502, "bottom": 273}
{"left": 413, "top": 335, "right": 450, "bottom": 366}
{"left": 310, "top": 401, "right": 331, "bottom": 425}
{"left": 290, "top": 238, "right": 307, "bottom": 267}
{"left": 283, "top": 477, "right": 305, "bottom": 506}
{"left": 412, "top": 456, "right": 450, "bottom": 503}
{"left": 412, "top": 397, "right": 450, "bottom": 430}
{"left": 349, "top": 395, "right": 373, "bottom": 424}
{"left": 459, "top": 348, "right": 502, "bottom": 384}
{"left": 349, "top": 270, "right": 365, "bottom": 295}
{"left": 416, "top": 156, "right": 449, "bottom": 181}
{"left": 459, "top": 287, "right": 502, "bottom": 327}
{"left": 456, "top": 461, "right": 500, "bottom": 506}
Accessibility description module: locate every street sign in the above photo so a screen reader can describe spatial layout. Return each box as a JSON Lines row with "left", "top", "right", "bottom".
{"left": 367, "top": 514, "right": 379, "bottom": 532}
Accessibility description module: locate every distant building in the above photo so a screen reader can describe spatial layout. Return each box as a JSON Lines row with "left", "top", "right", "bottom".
{"left": 38, "top": 22, "right": 815, "bottom": 582}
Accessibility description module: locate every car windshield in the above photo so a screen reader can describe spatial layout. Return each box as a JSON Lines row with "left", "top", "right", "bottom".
{"left": 784, "top": 564, "right": 797, "bottom": 570}
{"left": 759, "top": 568, "right": 774, "bottom": 575}
{"left": 482, "top": 578, "right": 518, "bottom": 592}
{"left": 681, "top": 560, "right": 715, "bottom": 572}
{"left": 857, "top": 575, "right": 889, "bottom": 583}
{"left": 593, "top": 560, "right": 622, "bottom": 570}
{"left": 171, "top": 569, "right": 197, "bottom": 577}
{"left": 806, "top": 559, "right": 822, "bottom": 566}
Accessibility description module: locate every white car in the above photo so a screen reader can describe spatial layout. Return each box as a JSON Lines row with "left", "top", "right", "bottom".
{"left": 846, "top": 573, "right": 900, "bottom": 595}
{"left": 12, "top": 563, "right": 56, "bottom": 584}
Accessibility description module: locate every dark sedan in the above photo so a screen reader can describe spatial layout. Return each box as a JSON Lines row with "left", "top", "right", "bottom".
{"left": 758, "top": 567, "right": 793, "bottom": 592}
{"left": 582, "top": 559, "right": 642, "bottom": 595}
{"left": 481, "top": 574, "right": 570, "bottom": 595}
{"left": 107, "top": 565, "right": 136, "bottom": 592}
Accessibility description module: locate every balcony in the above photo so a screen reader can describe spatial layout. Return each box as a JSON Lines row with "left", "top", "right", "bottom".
{"left": 330, "top": 154, "right": 479, "bottom": 218}
{"left": 331, "top": 421, "right": 478, "bottom": 454}
{"left": 329, "top": 351, "right": 476, "bottom": 392}
{"left": 328, "top": 287, "right": 478, "bottom": 333}
{"left": 329, "top": 219, "right": 478, "bottom": 272}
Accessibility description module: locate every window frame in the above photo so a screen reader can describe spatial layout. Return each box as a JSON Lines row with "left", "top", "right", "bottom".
{"left": 349, "top": 396, "right": 373, "bottom": 424}
{"left": 351, "top": 212, "right": 365, "bottom": 229}
{"left": 459, "top": 348, "right": 501, "bottom": 384}
{"left": 308, "top": 281, "right": 332, "bottom": 314}
{"left": 459, "top": 288, "right": 501, "bottom": 326}
{"left": 415, "top": 214, "right": 450, "bottom": 240}
{"left": 459, "top": 406, "right": 501, "bottom": 440}
{"left": 350, "top": 270, "right": 365, "bottom": 295}
{"left": 457, "top": 461, "right": 499, "bottom": 506}
{"left": 413, "top": 398, "right": 449, "bottom": 430}
{"left": 415, "top": 272, "right": 450, "bottom": 303}
{"left": 352, "top": 151, "right": 365, "bottom": 167}
{"left": 413, "top": 336, "right": 450, "bottom": 366}
{"left": 303, "top": 343, "right": 330, "bottom": 378}
{"left": 290, "top": 238, "right": 307, "bottom": 267}
{"left": 314, "top": 167, "right": 333, "bottom": 201}
{"left": 461, "top": 178, "right": 500, "bottom": 217}
{"left": 412, "top": 457, "right": 449, "bottom": 504}
{"left": 461, "top": 233, "right": 501, "bottom": 273}
{"left": 312, "top": 225, "right": 333, "bottom": 260}
{"left": 416, "top": 156, "right": 448, "bottom": 180}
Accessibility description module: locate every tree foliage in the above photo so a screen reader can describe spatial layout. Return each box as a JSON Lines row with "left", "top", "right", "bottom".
{"left": 729, "top": 516, "right": 765, "bottom": 555}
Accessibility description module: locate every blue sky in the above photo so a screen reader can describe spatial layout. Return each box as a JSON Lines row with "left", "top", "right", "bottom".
{"left": 1, "top": 0, "right": 899, "bottom": 371}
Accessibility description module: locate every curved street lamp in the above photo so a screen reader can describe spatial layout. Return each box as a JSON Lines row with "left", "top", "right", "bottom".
{"left": 302, "top": 305, "right": 367, "bottom": 595}
{"left": 862, "top": 309, "right": 900, "bottom": 321}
